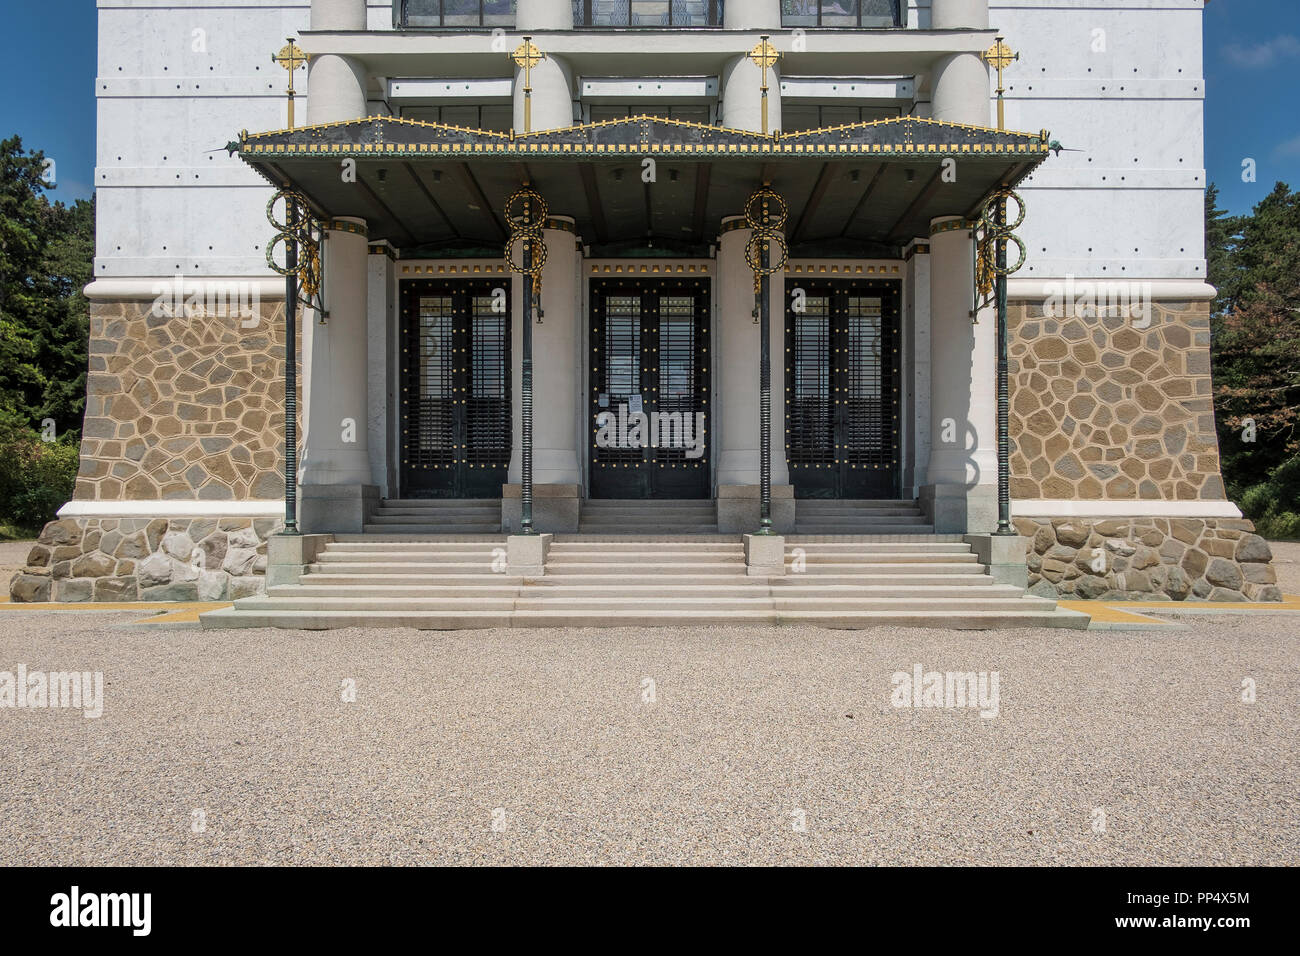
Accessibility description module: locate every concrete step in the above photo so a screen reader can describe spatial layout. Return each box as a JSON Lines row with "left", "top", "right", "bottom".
{"left": 361, "top": 528, "right": 501, "bottom": 535}
{"left": 779, "top": 561, "right": 985, "bottom": 575}
{"left": 543, "top": 562, "right": 747, "bottom": 576}
{"left": 269, "top": 584, "right": 524, "bottom": 597}
{"left": 793, "top": 507, "right": 924, "bottom": 517}
{"left": 768, "top": 574, "right": 995, "bottom": 586}
{"left": 241, "top": 596, "right": 521, "bottom": 611}
{"left": 788, "top": 552, "right": 978, "bottom": 564}
{"left": 784, "top": 542, "right": 972, "bottom": 554}
{"left": 306, "top": 562, "right": 510, "bottom": 575}
{"left": 548, "top": 551, "right": 743, "bottom": 563}
{"left": 296, "top": 574, "right": 525, "bottom": 586}
{"left": 379, "top": 502, "right": 499, "bottom": 509}
{"left": 582, "top": 503, "right": 715, "bottom": 511}
{"left": 316, "top": 552, "right": 503, "bottom": 564}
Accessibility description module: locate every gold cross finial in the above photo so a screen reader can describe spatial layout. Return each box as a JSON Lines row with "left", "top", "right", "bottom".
{"left": 511, "top": 37, "right": 546, "bottom": 133}
{"left": 272, "top": 39, "right": 310, "bottom": 129}
{"left": 748, "top": 36, "right": 781, "bottom": 137}
{"left": 983, "top": 35, "right": 1018, "bottom": 130}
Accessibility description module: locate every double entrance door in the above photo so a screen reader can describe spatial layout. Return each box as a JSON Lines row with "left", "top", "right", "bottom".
{"left": 589, "top": 277, "right": 710, "bottom": 499}
{"left": 399, "top": 278, "right": 511, "bottom": 498}
{"left": 785, "top": 278, "right": 901, "bottom": 499}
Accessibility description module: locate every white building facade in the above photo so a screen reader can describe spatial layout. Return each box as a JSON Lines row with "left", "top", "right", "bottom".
{"left": 11, "top": 0, "right": 1284, "bottom": 611}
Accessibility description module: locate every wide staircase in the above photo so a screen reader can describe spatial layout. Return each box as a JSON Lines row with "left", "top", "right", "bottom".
{"left": 200, "top": 534, "right": 1088, "bottom": 630}
{"left": 795, "top": 499, "right": 933, "bottom": 534}
{"left": 578, "top": 499, "right": 718, "bottom": 534}
{"left": 363, "top": 499, "right": 501, "bottom": 534}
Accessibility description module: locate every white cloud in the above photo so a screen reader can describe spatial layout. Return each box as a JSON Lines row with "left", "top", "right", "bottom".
{"left": 1273, "top": 134, "right": 1300, "bottom": 159}
{"left": 1222, "top": 34, "right": 1300, "bottom": 68}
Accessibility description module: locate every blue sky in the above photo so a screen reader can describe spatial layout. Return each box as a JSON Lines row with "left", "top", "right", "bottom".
{"left": 1, "top": 0, "right": 1297, "bottom": 214}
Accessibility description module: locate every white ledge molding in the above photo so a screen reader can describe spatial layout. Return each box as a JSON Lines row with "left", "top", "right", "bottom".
{"left": 1006, "top": 279, "right": 1217, "bottom": 301}
{"left": 84, "top": 277, "right": 287, "bottom": 301}
{"left": 58, "top": 500, "right": 286, "bottom": 519}
{"left": 1011, "top": 500, "right": 1243, "bottom": 519}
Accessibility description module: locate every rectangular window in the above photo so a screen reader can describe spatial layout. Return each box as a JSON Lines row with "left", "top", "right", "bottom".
{"left": 398, "top": 0, "right": 516, "bottom": 28}
{"left": 574, "top": 0, "right": 724, "bottom": 27}
{"left": 780, "top": 0, "right": 902, "bottom": 28}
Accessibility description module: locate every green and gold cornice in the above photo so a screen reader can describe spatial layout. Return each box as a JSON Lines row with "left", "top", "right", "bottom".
{"left": 237, "top": 114, "right": 1052, "bottom": 161}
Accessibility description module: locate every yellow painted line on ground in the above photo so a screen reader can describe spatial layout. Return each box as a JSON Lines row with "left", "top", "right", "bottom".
{"left": 135, "top": 605, "right": 230, "bottom": 625}
{"left": 0, "top": 601, "right": 231, "bottom": 613}
{"left": 1057, "top": 601, "right": 1177, "bottom": 626}
{"left": 1115, "top": 594, "right": 1300, "bottom": 612}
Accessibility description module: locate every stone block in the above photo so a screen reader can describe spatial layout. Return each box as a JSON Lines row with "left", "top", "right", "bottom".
{"left": 10, "top": 573, "right": 51, "bottom": 603}
{"left": 743, "top": 534, "right": 785, "bottom": 577}
{"left": 507, "top": 534, "right": 552, "bottom": 576}
{"left": 502, "top": 484, "right": 580, "bottom": 533}
{"left": 717, "top": 485, "right": 794, "bottom": 534}
{"left": 964, "top": 534, "right": 1028, "bottom": 588}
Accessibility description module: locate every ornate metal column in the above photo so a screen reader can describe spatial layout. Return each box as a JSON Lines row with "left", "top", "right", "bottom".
{"left": 979, "top": 34, "right": 1025, "bottom": 537}
{"left": 267, "top": 190, "right": 322, "bottom": 536}
{"left": 977, "top": 188, "right": 1026, "bottom": 536}
{"left": 745, "top": 184, "right": 788, "bottom": 535}
{"left": 506, "top": 185, "right": 548, "bottom": 535}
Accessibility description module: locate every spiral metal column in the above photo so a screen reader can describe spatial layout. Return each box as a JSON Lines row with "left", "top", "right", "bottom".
{"left": 506, "top": 186, "right": 549, "bottom": 536}
{"left": 744, "top": 185, "right": 788, "bottom": 535}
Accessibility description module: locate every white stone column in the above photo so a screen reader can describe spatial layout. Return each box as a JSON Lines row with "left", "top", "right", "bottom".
{"left": 299, "top": 218, "right": 377, "bottom": 531}
{"left": 724, "top": 0, "right": 781, "bottom": 29}
{"left": 505, "top": 220, "right": 582, "bottom": 532}
{"left": 305, "top": 0, "right": 368, "bottom": 126}
{"left": 930, "top": 0, "right": 989, "bottom": 29}
{"left": 930, "top": 53, "right": 989, "bottom": 126}
{"left": 513, "top": 53, "right": 573, "bottom": 132}
{"left": 366, "top": 245, "right": 396, "bottom": 497}
{"left": 924, "top": 217, "right": 995, "bottom": 532}
{"left": 715, "top": 217, "right": 792, "bottom": 531}
{"left": 903, "top": 241, "right": 932, "bottom": 498}
{"left": 721, "top": 55, "right": 782, "bottom": 133}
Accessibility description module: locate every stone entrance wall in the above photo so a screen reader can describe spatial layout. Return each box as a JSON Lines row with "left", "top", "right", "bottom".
{"left": 75, "top": 297, "right": 292, "bottom": 502}
{"left": 1016, "top": 516, "right": 1280, "bottom": 603}
{"left": 10, "top": 516, "right": 281, "bottom": 603}
{"left": 9, "top": 295, "right": 296, "bottom": 603}
{"left": 1009, "top": 299, "right": 1224, "bottom": 501}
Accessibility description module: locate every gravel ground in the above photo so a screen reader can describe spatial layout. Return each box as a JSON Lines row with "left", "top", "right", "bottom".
{"left": 0, "top": 610, "right": 1296, "bottom": 866}
{"left": 1267, "top": 540, "right": 1300, "bottom": 595}
{"left": 0, "top": 540, "right": 33, "bottom": 590}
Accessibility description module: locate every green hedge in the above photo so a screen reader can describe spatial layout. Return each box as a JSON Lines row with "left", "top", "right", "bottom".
{"left": 0, "top": 425, "right": 79, "bottom": 533}
{"left": 1235, "top": 455, "right": 1300, "bottom": 541}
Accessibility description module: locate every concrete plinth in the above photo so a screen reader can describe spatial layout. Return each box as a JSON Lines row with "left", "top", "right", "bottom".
{"left": 266, "top": 533, "right": 334, "bottom": 587}
{"left": 744, "top": 533, "right": 786, "bottom": 577}
{"left": 507, "top": 533, "right": 553, "bottom": 576}
{"left": 920, "top": 483, "right": 996, "bottom": 535}
{"left": 502, "top": 483, "right": 581, "bottom": 533}
{"left": 964, "top": 533, "right": 1028, "bottom": 588}
{"left": 718, "top": 484, "right": 795, "bottom": 534}
{"left": 299, "top": 484, "right": 380, "bottom": 534}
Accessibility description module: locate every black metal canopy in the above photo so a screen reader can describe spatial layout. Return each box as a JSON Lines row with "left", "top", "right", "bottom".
{"left": 236, "top": 114, "right": 1050, "bottom": 256}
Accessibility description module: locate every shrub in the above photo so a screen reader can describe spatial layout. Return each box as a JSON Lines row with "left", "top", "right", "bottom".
{"left": 0, "top": 424, "right": 79, "bottom": 532}
{"left": 1235, "top": 454, "right": 1300, "bottom": 541}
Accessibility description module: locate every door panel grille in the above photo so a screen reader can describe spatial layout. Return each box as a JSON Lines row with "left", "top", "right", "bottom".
{"left": 590, "top": 279, "right": 710, "bottom": 498}
{"left": 400, "top": 279, "right": 511, "bottom": 498}
{"left": 785, "top": 279, "right": 901, "bottom": 498}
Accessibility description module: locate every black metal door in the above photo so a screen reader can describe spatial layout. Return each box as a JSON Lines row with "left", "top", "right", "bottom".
{"left": 400, "top": 279, "right": 511, "bottom": 498}
{"left": 589, "top": 278, "right": 710, "bottom": 499}
{"left": 785, "top": 279, "right": 900, "bottom": 499}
